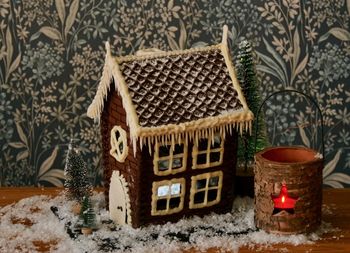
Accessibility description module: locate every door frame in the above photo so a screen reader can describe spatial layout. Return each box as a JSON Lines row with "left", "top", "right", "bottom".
{"left": 109, "top": 170, "right": 132, "bottom": 225}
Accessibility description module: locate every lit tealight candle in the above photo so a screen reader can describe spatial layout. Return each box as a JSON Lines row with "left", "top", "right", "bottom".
{"left": 272, "top": 183, "right": 298, "bottom": 214}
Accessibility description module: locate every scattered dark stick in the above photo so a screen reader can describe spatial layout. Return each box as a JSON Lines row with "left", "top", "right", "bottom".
{"left": 50, "top": 206, "right": 61, "bottom": 220}
{"left": 50, "top": 206, "right": 81, "bottom": 239}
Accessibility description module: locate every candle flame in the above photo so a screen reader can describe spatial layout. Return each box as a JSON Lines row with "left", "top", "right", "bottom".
{"left": 282, "top": 196, "right": 285, "bottom": 203}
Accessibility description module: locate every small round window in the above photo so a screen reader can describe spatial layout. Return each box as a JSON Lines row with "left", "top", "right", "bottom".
{"left": 110, "top": 126, "right": 128, "bottom": 163}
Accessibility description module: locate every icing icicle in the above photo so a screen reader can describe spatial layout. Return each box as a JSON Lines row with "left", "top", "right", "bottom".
{"left": 87, "top": 27, "right": 254, "bottom": 157}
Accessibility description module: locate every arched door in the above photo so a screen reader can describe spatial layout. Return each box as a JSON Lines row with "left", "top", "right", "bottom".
{"left": 109, "top": 170, "right": 131, "bottom": 225}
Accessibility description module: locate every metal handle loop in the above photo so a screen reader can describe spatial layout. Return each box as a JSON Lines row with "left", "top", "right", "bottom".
{"left": 254, "top": 89, "right": 325, "bottom": 159}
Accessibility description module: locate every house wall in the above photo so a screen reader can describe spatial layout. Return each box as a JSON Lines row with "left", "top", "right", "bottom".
{"left": 101, "top": 80, "right": 142, "bottom": 227}
{"left": 138, "top": 132, "right": 239, "bottom": 226}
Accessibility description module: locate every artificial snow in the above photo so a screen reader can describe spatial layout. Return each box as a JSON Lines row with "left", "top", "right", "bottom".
{"left": 0, "top": 192, "right": 337, "bottom": 253}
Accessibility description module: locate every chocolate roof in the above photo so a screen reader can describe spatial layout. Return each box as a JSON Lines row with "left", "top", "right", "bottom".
{"left": 87, "top": 38, "right": 253, "bottom": 151}
{"left": 119, "top": 48, "right": 243, "bottom": 128}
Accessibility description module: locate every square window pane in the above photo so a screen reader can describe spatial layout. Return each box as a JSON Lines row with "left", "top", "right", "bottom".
{"left": 170, "top": 183, "right": 181, "bottom": 195}
{"left": 157, "top": 199, "right": 167, "bottom": 210}
{"left": 208, "top": 189, "right": 218, "bottom": 202}
{"left": 196, "top": 179, "right": 206, "bottom": 190}
{"left": 157, "top": 185, "right": 169, "bottom": 197}
{"left": 210, "top": 152, "right": 221, "bottom": 163}
{"left": 194, "top": 191, "right": 205, "bottom": 204}
{"left": 159, "top": 145, "right": 171, "bottom": 157}
{"left": 211, "top": 135, "right": 221, "bottom": 149}
{"left": 158, "top": 160, "right": 169, "bottom": 171}
{"left": 197, "top": 154, "right": 207, "bottom": 165}
{"left": 169, "top": 197, "right": 181, "bottom": 209}
{"left": 172, "top": 158, "right": 182, "bottom": 169}
{"left": 198, "top": 138, "right": 208, "bottom": 151}
{"left": 174, "top": 144, "right": 184, "bottom": 154}
{"left": 209, "top": 176, "right": 219, "bottom": 187}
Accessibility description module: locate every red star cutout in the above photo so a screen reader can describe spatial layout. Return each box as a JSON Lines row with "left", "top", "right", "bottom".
{"left": 272, "top": 183, "right": 298, "bottom": 214}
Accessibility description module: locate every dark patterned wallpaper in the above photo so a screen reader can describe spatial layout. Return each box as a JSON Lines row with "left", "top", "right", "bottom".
{"left": 0, "top": 0, "right": 349, "bottom": 187}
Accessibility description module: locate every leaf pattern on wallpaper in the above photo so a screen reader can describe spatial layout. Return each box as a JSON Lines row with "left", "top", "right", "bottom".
{"left": 55, "top": 0, "right": 66, "bottom": 26}
{"left": 323, "top": 150, "right": 350, "bottom": 188}
{"left": 0, "top": 0, "right": 105, "bottom": 187}
{"left": 0, "top": 0, "right": 349, "bottom": 187}
{"left": 319, "top": 27, "right": 350, "bottom": 42}
{"left": 37, "top": 147, "right": 66, "bottom": 187}
{"left": 2, "top": 25, "right": 21, "bottom": 83}
{"left": 34, "top": 0, "right": 80, "bottom": 44}
{"left": 256, "top": 38, "right": 288, "bottom": 84}
{"left": 39, "top": 27, "right": 62, "bottom": 41}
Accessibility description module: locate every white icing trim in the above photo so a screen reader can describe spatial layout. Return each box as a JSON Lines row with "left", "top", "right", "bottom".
{"left": 151, "top": 178, "right": 186, "bottom": 216}
{"left": 192, "top": 132, "right": 224, "bottom": 169}
{"left": 189, "top": 171, "right": 223, "bottom": 209}
{"left": 135, "top": 48, "right": 164, "bottom": 56}
{"left": 117, "top": 45, "right": 221, "bottom": 63}
{"left": 219, "top": 42, "right": 253, "bottom": 135}
{"left": 87, "top": 42, "right": 113, "bottom": 121}
{"left": 109, "top": 170, "right": 132, "bottom": 225}
{"left": 140, "top": 110, "right": 253, "bottom": 151}
{"left": 110, "top": 126, "right": 128, "bottom": 163}
{"left": 222, "top": 25, "right": 228, "bottom": 45}
{"left": 153, "top": 139, "right": 188, "bottom": 176}
{"left": 108, "top": 57, "right": 141, "bottom": 157}
{"left": 220, "top": 44, "right": 248, "bottom": 110}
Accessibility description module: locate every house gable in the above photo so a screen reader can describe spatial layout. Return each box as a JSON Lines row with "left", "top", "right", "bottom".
{"left": 87, "top": 25, "right": 253, "bottom": 155}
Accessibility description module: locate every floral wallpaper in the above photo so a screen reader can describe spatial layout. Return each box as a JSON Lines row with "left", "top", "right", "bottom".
{"left": 0, "top": 0, "right": 349, "bottom": 187}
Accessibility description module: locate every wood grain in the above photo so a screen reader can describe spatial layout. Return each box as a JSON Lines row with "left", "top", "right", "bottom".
{"left": 0, "top": 188, "right": 349, "bottom": 252}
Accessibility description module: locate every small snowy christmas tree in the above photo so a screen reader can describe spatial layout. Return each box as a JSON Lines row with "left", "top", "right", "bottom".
{"left": 236, "top": 40, "right": 268, "bottom": 171}
{"left": 64, "top": 139, "right": 92, "bottom": 202}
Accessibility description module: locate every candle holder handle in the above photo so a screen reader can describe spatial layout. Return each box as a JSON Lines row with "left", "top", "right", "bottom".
{"left": 254, "top": 89, "right": 325, "bottom": 160}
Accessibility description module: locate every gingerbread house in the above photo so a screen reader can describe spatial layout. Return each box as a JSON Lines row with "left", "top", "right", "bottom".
{"left": 87, "top": 26, "right": 253, "bottom": 228}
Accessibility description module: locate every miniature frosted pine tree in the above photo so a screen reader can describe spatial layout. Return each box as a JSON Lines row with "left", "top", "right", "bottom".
{"left": 236, "top": 40, "right": 269, "bottom": 171}
{"left": 80, "top": 195, "right": 96, "bottom": 231}
{"left": 64, "top": 139, "right": 92, "bottom": 202}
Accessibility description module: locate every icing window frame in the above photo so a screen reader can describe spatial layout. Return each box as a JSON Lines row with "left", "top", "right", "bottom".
{"left": 189, "top": 171, "right": 223, "bottom": 209}
{"left": 192, "top": 132, "right": 224, "bottom": 169}
{"left": 151, "top": 178, "right": 185, "bottom": 216}
{"left": 153, "top": 141, "right": 188, "bottom": 176}
{"left": 110, "top": 126, "right": 128, "bottom": 163}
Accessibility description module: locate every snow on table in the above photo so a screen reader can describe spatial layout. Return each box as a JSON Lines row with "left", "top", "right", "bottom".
{"left": 0, "top": 192, "right": 335, "bottom": 253}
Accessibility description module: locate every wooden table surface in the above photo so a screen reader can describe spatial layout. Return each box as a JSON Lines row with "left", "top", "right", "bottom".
{"left": 1, "top": 188, "right": 349, "bottom": 252}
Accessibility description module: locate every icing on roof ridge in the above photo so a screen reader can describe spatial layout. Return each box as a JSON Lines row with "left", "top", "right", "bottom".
{"left": 116, "top": 45, "right": 221, "bottom": 63}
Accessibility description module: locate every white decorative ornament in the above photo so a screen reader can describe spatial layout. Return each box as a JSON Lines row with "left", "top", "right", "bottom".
{"left": 110, "top": 126, "right": 128, "bottom": 162}
{"left": 109, "top": 170, "right": 132, "bottom": 225}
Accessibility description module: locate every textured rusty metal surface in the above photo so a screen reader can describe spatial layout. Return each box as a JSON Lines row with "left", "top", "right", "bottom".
{"left": 254, "top": 146, "right": 323, "bottom": 234}
{"left": 120, "top": 49, "right": 243, "bottom": 127}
